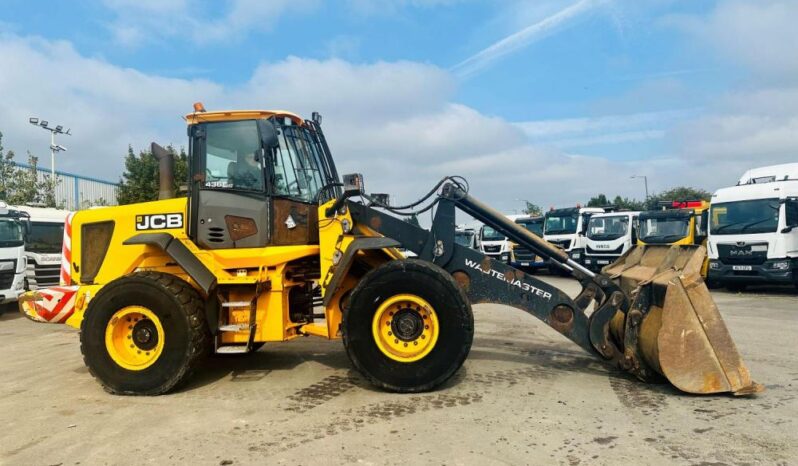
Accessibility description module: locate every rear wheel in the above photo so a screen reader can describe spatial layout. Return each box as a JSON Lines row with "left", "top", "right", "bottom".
{"left": 80, "top": 272, "right": 210, "bottom": 395}
{"left": 343, "top": 259, "right": 473, "bottom": 392}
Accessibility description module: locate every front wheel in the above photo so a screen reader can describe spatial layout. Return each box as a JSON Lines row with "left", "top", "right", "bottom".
{"left": 80, "top": 272, "right": 210, "bottom": 395}
{"left": 342, "top": 259, "right": 474, "bottom": 392}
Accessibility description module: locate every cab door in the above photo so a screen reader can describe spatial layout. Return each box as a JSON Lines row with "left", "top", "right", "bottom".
{"left": 188, "top": 120, "right": 271, "bottom": 250}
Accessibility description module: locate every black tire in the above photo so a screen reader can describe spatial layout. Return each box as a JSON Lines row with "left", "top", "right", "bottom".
{"left": 726, "top": 283, "right": 747, "bottom": 292}
{"left": 80, "top": 271, "right": 210, "bottom": 395}
{"left": 342, "top": 259, "right": 473, "bottom": 392}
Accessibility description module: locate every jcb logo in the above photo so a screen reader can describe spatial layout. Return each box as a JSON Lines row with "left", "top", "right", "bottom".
{"left": 136, "top": 213, "right": 183, "bottom": 231}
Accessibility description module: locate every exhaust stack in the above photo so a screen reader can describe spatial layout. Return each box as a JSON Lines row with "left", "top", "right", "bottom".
{"left": 152, "top": 142, "right": 175, "bottom": 200}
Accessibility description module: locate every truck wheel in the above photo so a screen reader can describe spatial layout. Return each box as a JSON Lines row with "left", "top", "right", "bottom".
{"left": 726, "top": 283, "right": 747, "bottom": 293}
{"left": 80, "top": 271, "right": 210, "bottom": 395}
{"left": 342, "top": 259, "right": 474, "bottom": 392}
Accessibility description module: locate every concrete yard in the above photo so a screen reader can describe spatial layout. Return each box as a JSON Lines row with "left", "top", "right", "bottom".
{"left": 1, "top": 276, "right": 796, "bottom": 465}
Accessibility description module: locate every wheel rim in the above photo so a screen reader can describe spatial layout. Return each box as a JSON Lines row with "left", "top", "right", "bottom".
{"left": 372, "top": 294, "right": 439, "bottom": 363}
{"left": 104, "top": 306, "right": 165, "bottom": 371}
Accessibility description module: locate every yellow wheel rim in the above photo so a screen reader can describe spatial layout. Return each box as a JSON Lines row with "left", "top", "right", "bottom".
{"left": 372, "top": 294, "right": 439, "bottom": 363}
{"left": 104, "top": 306, "right": 165, "bottom": 371}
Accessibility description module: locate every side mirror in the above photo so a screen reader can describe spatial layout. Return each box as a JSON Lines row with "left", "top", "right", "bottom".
{"left": 258, "top": 120, "right": 280, "bottom": 150}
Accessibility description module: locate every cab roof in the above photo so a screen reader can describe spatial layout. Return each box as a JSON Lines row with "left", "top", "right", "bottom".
{"left": 184, "top": 109, "right": 305, "bottom": 126}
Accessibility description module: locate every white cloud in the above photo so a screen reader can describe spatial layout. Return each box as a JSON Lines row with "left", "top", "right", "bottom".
{"left": 0, "top": 31, "right": 776, "bottom": 213}
{"left": 662, "top": 1, "right": 798, "bottom": 169}
{"left": 666, "top": 0, "right": 798, "bottom": 82}
{"left": 102, "top": 0, "right": 319, "bottom": 46}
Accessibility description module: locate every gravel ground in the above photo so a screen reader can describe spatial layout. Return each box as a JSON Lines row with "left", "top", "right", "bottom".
{"left": 0, "top": 275, "right": 795, "bottom": 465}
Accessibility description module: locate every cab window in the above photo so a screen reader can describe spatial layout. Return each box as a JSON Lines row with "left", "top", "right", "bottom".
{"left": 203, "top": 120, "right": 264, "bottom": 192}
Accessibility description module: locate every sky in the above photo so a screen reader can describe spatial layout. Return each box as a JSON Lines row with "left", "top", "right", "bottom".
{"left": 0, "top": 0, "right": 796, "bottom": 213}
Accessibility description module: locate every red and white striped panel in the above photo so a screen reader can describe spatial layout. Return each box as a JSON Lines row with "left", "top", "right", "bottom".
{"left": 20, "top": 286, "right": 79, "bottom": 323}
{"left": 60, "top": 212, "right": 75, "bottom": 286}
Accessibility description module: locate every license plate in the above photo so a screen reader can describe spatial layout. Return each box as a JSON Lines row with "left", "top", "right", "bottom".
{"left": 597, "top": 260, "right": 609, "bottom": 265}
{"left": 732, "top": 265, "right": 752, "bottom": 271}
{"left": 520, "top": 262, "right": 529, "bottom": 267}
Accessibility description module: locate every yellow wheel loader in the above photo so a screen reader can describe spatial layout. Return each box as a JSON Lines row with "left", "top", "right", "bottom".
{"left": 20, "top": 105, "right": 762, "bottom": 396}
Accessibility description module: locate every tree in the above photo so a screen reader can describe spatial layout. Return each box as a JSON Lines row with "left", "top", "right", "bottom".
{"left": 587, "top": 194, "right": 610, "bottom": 207}
{"left": 5, "top": 152, "right": 58, "bottom": 207}
{"left": 644, "top": 186, "right": 712, "bottom": 210}
{"left": 524, "top": 201, "right": 542, "bottom": 216}
{"left": 117, "top": 145, "right": 188, "bottom": 205}
{"left": 0, "top": 132, "right": 15, "bottom": 201}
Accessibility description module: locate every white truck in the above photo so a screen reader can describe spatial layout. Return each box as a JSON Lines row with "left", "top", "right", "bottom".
{"left": 707, "top": 163, "right": 798, "bottom": 291}
{"left": 0, "top": 202, "right": 29, "bottom": 308}
{"left": 508, "top": 216, "right": 547, "bottom": 272}
{"left": 455, "top": 227, "right": 479, "bottom": 250}
{"left": 16, "top": 206, "right": 71, "bottom": 290}
{"left": 543, "top": 206, "right": 607, "bottom": 267}
{"left": 479, "top": 214, "right": 527, "bottom": 263}
{"left": 583, "top": 211, "right": 640, "bottom": 272}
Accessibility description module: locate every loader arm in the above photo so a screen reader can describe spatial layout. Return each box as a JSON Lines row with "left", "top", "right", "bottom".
{"left": 345, "top": 182, "right": 630, "bottom": 367}
{"left": 337, "top": 180, "right": 761, "bottom": 395}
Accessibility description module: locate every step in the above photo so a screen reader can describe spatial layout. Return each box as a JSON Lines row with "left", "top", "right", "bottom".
{"left": 221, "top": 301, "right": 251, "bottom": 308}
{"left": 216, "top": 345, "right": 250, "bottom": 354}
{"left": 218, "top": 324, "right": 250, "bottom": 332}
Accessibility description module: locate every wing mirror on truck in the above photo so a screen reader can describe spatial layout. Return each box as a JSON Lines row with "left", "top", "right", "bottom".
{"left": 782, "top": 198, "right": 798, "bottom": 233}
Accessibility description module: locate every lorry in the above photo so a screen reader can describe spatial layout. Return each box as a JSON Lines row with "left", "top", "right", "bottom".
{"left": 454, "top": 227, "right": 478, "bottom": 250}
{"left": 19, "top": 104, "right": 760, "bottom": 397}
{"left": 637, "top": 200, "right": 710, "bottom": 277}
{"left": 0, "top": 202, "right": 29, "bottom": 309}
{"left": 478, "top": 214, "right": 526, "bottom": 263}
{"left": 583, "top": 211, "right": 640, "bottom": 272}
{"left": 543, "top": 206, "right": 606, "bottom": 268}
{"left": 15, "top": 206, "right": 71, "bottom": 290}
{"left": 508, "top": 216, "right": 547, "bottom": 272}
{"left": 707, "top": 163, "right": 798, "bottom": 291}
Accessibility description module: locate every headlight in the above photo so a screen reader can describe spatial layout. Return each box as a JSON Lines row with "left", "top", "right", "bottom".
{"left": 709, "top": 261, "right": 720, "bottom": 270}
{"left": 500, "top": 254, "right": 509, "bottom": 262}
{"left": 771, "top": 260, "right": 790, "bottom": 270}
{"left": 571, "top": 253, "right": 581, "bottom": 259}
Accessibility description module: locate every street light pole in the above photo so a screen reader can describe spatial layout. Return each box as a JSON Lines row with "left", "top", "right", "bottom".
{"left": 28, "top": 117, "right": 70, "bottom": 200}
{"left": 631, "top": 175, "right": 649, "bottom": 200}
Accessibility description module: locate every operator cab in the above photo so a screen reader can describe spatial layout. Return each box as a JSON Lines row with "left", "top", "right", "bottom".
{"left": 186, "top": 108, "right": 340, "bottom": 249}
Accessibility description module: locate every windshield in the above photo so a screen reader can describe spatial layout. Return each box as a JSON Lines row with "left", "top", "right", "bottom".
{"left": 516, "top": 219, "right": 543, "bottom": 237}
{"left": 0, "top": 218, "right": 24, "bottom": 247}
{"left": 587, "top": 215, "right": 629, "bottom": 241}
{"left": 481, "top": 225, "right": 505, "bottom": 242}
{"left": 544, "top": 213, "right": 578, "bottom": 235}
{"left": 455, "top": 231, "right": 474, "bottom": 247}
{"left": 639, "top": 216, "right": 689, "bottom": 243}
{"left": 204, "top": 120, "right": 265, "bottom": 192}
{"left": 711, "top": 198, "right": 779, "bottom": 235}
{"left": 27, "top": 221, "right": 64, "bottom": 253}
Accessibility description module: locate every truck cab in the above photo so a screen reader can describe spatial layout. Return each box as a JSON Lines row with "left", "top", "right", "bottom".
{"left": 707, "top": 163, "right": 798, "bottom": 290}
{"left": 543, "top": 206, "right": 606, "bottom": 265}
{"left": 455, "top": 227, "right": 478, "bottom": 250}
{"left": 16, "top": 206, "right": 71, "bottom": 290}
{"left": 508, "top": 216, "right": 547, "bottom": 272}
{"left": 583, "top": 211, "right": 640, "bottom": 272}
{"left": 637, "top": 200, "right": 710, "bottom": 276}
{"left": 0, "top": 203, "right": 29, "bottom": 306}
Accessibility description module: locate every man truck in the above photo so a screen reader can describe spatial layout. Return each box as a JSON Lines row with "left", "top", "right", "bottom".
{"left": 0, "top": 202, "right": 29, "bottom": 310}
{"left": 708, "top": 163, "right": 798, "bottom": 291}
